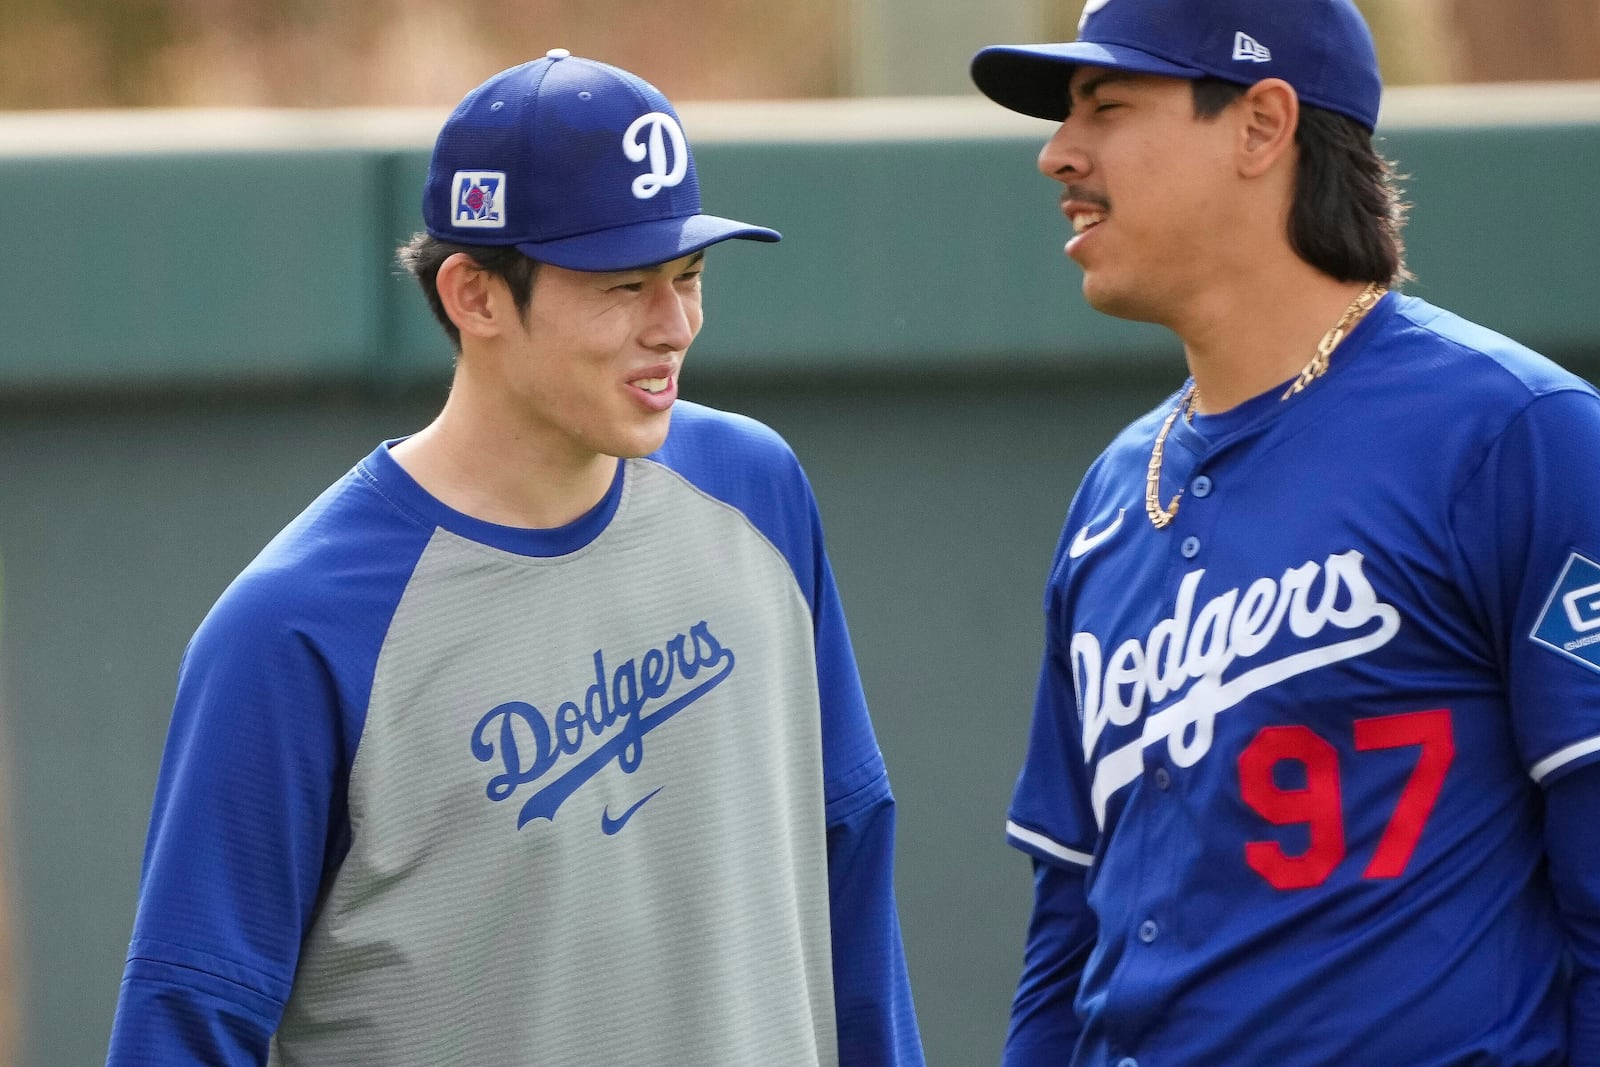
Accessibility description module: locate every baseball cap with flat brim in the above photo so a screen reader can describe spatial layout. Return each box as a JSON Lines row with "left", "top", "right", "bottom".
{"left": 423, "top": 50, "right": 780, "bottom": 272}
{"left": 971, "top": 0, "right": 1382, "bottom": 131}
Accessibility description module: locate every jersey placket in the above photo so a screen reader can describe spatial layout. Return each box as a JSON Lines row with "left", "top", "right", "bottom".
{"left": 1110, "top": 418, "right": 1222, "bottom": 1054}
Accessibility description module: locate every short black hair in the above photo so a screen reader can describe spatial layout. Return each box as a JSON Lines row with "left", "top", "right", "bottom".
{"left": 1191, "top": 77, "right": 1410, "bottom": 287}
{"left": 396, "top": 234, "right": 540, "bottom": 350}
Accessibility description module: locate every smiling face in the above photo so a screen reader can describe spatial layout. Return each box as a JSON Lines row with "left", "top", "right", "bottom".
{"left": 1038, "top": 67, "right": 1251, "bottom": 324}
{"left": 493, "top": 251, "right": 705, "bottom": 467}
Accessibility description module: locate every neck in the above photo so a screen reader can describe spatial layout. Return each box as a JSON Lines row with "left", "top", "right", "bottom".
{"left": 1170, "top": 261, "right": 1378, "bottom": 415}
{"left": 391, "top": 362, "right": 618, "bottom": 530}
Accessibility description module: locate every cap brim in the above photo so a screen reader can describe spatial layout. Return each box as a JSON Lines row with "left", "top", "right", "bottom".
{"left": 515, "top": 214, "right": 780, "bottom": 272}
{"left": 971, "top": 43, "right": 1205, "bottom": 121}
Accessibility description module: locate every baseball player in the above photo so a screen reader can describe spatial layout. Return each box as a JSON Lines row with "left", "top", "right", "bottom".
{"left": 970, "top": 1, "right": 1600, "bottom": 1063}
{"left": 106, "top": 53, "right": 924, "bottom": 1066}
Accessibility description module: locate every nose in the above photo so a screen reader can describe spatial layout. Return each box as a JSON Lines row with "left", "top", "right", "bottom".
{"left": 642, "top": 279, "right": 698, "bottom": 352}
{"left": 1037, "top": 119, "right": 1089, "bottom": 183}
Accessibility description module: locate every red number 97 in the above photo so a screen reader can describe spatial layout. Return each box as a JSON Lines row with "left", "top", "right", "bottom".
{"left": 1237, "top": 709, "right": 1455, "bottom": 890}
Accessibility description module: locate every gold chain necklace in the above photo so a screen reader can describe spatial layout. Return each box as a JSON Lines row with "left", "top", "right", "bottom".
{"left": 1145, "top": 282, "right": 1386, "bottom": 530}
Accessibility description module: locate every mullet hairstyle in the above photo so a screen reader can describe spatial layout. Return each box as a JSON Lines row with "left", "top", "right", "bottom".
{"left": 396, "top": 234, "right": 540, "bottom": 350}
{"left": 1192, "top": 77, "right": 1411, "bottom": 287}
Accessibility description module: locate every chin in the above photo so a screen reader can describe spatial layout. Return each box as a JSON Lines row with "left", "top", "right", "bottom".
{"left": 1079, "top": 273, "right": 1121, "bottom": 314}
{"left": 1080, "top": 272, "right": 1154, "bottom": 323}
{"left": 611, "top": 411, "right": 674, "bottom": 459}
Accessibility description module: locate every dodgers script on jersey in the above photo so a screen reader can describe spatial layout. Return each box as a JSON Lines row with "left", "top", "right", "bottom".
{"left": 107, "top": 403, "right": 918, "bottom": 1066}
{"left": 1009, "top": 293, "right": 1600, "bottom": 1064}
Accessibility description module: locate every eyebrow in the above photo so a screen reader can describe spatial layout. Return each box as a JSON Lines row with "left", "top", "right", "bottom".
{"left": 1073, "top": 70, "right": 1140, "bottom": 101}
{"left": 625, "top": 251, "right": 706, "bottom": 277}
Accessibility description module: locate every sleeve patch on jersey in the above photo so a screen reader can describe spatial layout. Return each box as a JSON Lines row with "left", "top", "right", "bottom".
{"left": 1530, "top": 552, "right": 1600, "bottom": 674}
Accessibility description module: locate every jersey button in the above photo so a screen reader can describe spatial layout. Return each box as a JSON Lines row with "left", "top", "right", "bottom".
{"left": 1180, "top": 536, "right": 1200, "bottom": 559}
{"left": 1153, "top": 767, "right": 1171, "bottom": 790}
{"left": 1191, "top": 475, "right": 1213, "bottom": 498}
{"left": 1117, "top": 1058, "right": 1138, "bottom": 1067}
{"left": 1138, "top": 919, "right": 1159, "bottom": 943}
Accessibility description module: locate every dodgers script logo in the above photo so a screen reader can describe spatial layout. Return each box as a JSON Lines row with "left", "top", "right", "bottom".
{"left": 622, "top": 112, "right": 689, "bottom": 200}
{"left": 452, "top": 170, "right": 505, "bottom": 228}
{"left": 1073, "top": 550, "right": 1400, "bottom": 824}
{"left": 471, "top": 621, "right": 734, "bottom": 829}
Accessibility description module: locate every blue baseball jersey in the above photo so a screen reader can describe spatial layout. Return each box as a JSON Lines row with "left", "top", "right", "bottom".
{"left": 1005, "top": 293, "right": 1600, "bottom": 1064}
{"left": 107, "top": 402, "right": 923, "bottom": 1066}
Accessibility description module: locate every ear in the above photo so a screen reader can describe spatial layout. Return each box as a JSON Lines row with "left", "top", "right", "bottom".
{"left": 435, "top": 252, "right": 506, "bottom": 342}
{"left": 1235, "top": 78, "right": 1299, "bottom": 179}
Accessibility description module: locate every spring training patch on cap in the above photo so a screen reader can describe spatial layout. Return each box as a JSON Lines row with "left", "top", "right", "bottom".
{"left": 1531, "top": 552, "right": 1600, "bottom": 674}
{"left": 452, "top": 171, "right": 506, "bottom": 229}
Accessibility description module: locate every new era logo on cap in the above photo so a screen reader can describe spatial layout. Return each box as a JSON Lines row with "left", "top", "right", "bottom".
{"left": 971, "top": 0, "right": 1383, "bottom": 131}
{"left": 1232, "top": 32, "right": 1272, "bottom": 63}
{"left": 452, "top": 171, "right": 506, "bottom": 228}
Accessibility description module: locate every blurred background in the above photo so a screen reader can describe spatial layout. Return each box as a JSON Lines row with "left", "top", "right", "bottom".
{"left": 1, "top": 1, "right": 1599, "bottom": 1065}
{"left": 0, "top": 0, "right": 1598, "bottom": 108}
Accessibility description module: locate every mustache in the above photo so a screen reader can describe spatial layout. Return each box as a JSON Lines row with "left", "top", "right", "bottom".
{"left": 1059, "top": 187, "right": 1110, "bottom": 211}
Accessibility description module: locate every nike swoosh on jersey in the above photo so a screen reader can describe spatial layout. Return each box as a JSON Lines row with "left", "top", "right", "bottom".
{"left": 600, "top": 786, "right": 664, "bottom": 836}
{"left": 517, "top": 650, "right": 735, "bottom": 828}
{"left": 1069, "top": 508, "right": 1126, "bottom": 559}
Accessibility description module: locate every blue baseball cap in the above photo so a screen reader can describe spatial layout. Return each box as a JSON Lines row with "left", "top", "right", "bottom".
{"left": 971, "top": 0, "right": 1382, "bottom": 131}
{"left": 423, "top": 50, "right": 780, "bottom": 272}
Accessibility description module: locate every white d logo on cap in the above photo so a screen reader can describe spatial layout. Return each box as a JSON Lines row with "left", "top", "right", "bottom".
{"left": 1078, "top": 0, "right": 1114, "bottom": 31}
{"left": 623, "top": 112, "right": 689, "bottom": 200}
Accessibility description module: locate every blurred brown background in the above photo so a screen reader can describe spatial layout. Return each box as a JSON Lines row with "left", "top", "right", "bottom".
{"left": 0, "top": 0, "right": 848, "bottom": 108}
{"left": 0, "top": 0, "right": 1597, "bottom": 110}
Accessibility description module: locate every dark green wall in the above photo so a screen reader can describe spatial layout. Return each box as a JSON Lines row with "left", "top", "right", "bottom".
{"left": 1, "top": 102, "right": 1598, "bottom": 1066}
{"left": 7, "top": 111, "right": 1597, "bottom": 391}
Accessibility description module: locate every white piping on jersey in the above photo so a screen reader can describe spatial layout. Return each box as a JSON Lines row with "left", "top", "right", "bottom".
{"left": 1072, "top": 550, "right": 1401, "bottom": 826}
{"left": 1006, "top": 820, "right": 1094, "bottom": 867}
{"left": 1530, "top": 733, "right": 1600, "bottom": 784}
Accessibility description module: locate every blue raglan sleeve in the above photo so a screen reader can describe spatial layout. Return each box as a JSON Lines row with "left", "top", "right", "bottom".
{"left": 748, "top": 440, "right": 924, "bottom": 1066}
{"left": 808, "top": 521, "right": 924, "bottom": 1067}
{"left": 106, "top": 570, "right": 358, "bottom": 1065}
{"left": 656, "top": 406, "right": 924, "bottom": 1065}
{"left": 1450, "top": 386, "right": 1600, "bottom": 1061}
